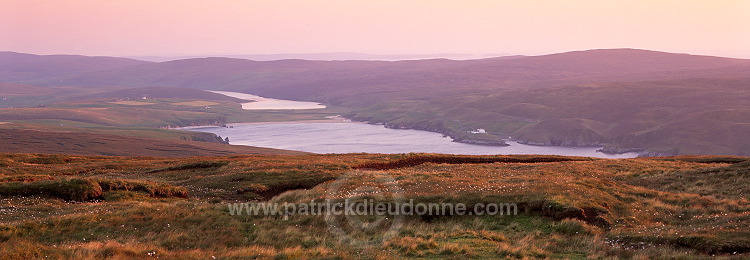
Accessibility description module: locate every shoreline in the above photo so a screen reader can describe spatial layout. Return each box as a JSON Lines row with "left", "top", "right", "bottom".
{"left": 176, "top": 120, "right": 640, "bottom": 158}
{"left": 172, "top": 116, "right": 353, "bottom": 130}
{"left": 209, "top": 90, "right": 326, "bottom": 110}
{"left": 174, "top": 120, "right": 648, "bottom": 157}
{"left": 172, "top": 117, "right": 647, "bottom": 157}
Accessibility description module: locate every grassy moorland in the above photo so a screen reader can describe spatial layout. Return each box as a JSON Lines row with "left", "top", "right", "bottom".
{"left": 0, "top": 84, "right": 345, "bottom": 156}
{"left": 0, "top": 85, "right": 345, "bottom": 128}
{"left": 0, "top": 153, "right": 747, "bottom": 259}
{"left": 0, "top": 128, "right": 304, "bottom": 157}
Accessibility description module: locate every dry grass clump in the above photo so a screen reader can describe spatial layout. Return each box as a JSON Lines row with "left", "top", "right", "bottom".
{"left": 145, "top": 161, "right": 229, "bottom": 173}
{"left": 0, "top": 174, "right": 57, "bottom": 183}
{"left": 0, "top": 178, "right": 103, "bottom": 201}
{"left": 353, "top": 154, "right": 591, "bottom": 170}
{"left": 96, "top": 179, "right": 188, "bottom": 198}
{"left": 0, "top": 153, "right": 749, "bottom": 258}
{"left": 553, "top": 218, "right": 601, "bottom": 235}
{"left": 0, "top": 178, "right": 187, "bottom": 201}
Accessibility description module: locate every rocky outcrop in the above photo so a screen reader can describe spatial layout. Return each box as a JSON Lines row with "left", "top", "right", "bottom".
{"left": 596, "top": 135, "right": 646, "bottom": 154}
{"left": 179, "top": 132, "right": 229, "bottom": 144}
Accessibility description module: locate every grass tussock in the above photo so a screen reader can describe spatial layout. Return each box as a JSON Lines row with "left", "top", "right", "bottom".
{"left": 353, "top": 154, "right": 592, "bottom": 170}
{"left": 146, "top": 161, "right": 229, "bottom": 173}
{"left": 0, "top": 178, "right": 103, "bottom": 201}
{"left": 0, "top": 153, "right": 748, "bottom": 258}
{"left": 659, "top": 156, "right": 749, "bottom": 164}
{"left": 0, "top": 178, "right": 187, "bottom": 201}
{"left": 0, "top": 175, "right": 56, "bottom": 183}
{"left": 97, "top": 179, "right": 188, "bottom": 198}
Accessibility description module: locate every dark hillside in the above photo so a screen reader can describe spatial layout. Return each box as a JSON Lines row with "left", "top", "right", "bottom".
{"left": 0, "top": 128, "right": 303, "bottom": 157}
{"left": 82, "top": 87, "right": 245, "bottom": 102}
{"left": 0, "top": 52, "right": 150, "bottom": 84}
{"left": 6, "top": 49, "right": 749, "bottom": 105}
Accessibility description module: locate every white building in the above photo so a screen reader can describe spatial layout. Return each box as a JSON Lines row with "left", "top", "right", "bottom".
{"left": 469, "top": 129, "right": 486, "bottom": 134}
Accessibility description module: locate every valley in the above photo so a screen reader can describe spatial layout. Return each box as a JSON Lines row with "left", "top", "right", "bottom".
{"left": 1, "top": 49, "right": 749, "bottom": 259}
{"left": 3, "top": 49, "right": 749, "bottom": 156}
{"left": 0, "top": 84, "right": 342, "bottom": 156}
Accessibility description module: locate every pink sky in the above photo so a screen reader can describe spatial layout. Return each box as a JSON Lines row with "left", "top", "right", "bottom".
{"left": 2, "top": 0, "right": 749, "bottom": 58}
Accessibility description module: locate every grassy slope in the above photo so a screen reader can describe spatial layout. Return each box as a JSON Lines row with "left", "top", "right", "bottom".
{"left": 1, "top": 83, "right": 345, "bottom": 127}
{"left": 0, "top": 83, "right": 125, "bottom": 108}
{"left": 0, "top": 153, "right": 747, "bottom": 259}
{"left": 0, "top": 84, "right": 347, "bottom": 156}
{"left": 348, "top": 78, "right": 750, "bottom": 155}
{"left": 0, "top": 52, "right": 150, "bottom": 84}
{"left": 0, "top": 128, "right": 304, "bottom": 157}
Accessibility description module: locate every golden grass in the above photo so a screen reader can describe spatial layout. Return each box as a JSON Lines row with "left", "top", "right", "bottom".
{"left": 0, "top": 153, "right": 748, "bottom": 258}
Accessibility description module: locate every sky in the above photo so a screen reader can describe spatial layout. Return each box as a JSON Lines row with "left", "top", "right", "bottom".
{"left": 2, "top": 0, "right": 750, "bottom": 59}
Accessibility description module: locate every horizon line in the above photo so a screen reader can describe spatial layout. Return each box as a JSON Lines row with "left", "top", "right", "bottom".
{"left": 3, "top": 48, "right": 749, "bottom": 62}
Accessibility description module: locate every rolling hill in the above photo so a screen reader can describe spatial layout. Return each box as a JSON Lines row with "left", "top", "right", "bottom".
{"left": 1, "top": 49, "right": 750, "bottom": 156}
{"left": 0, "top": 52, "right": 150, "bottom": 84}
{"left": 81, "top": 86, "right": 245, "bottom": 102}
{"left": 5, "top": 49, "right": 750, "bottom": 104}
{"left": 0, "top": 128, "right": 303, "bottom": 157}
{"left": 0, "top": 82, "right": 346, "bottom": 156}
{"left": 346, "top": 77, "right": 750, "bottom": 156}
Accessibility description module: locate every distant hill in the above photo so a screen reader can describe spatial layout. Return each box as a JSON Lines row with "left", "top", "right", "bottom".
{"left": 347, "top": 77, "right": 750, "bottom": 156}
{"left": 124, "top": 52, "right": 507, "bottom": 62}
{"left": 2, "top": 49, "right": 750, "bottom": 156}
{"left": 0, "top": 82, "right": 51, "bottom": 95}
{"left": 83, "top": 86, "right": 245, "bottom": 102}
{"left": 498, "top": 49, "right": 749, "bottom": 74}
{"left": 3, "top": 49, "right": 749, "bottom": 96}
{"left": 3, "top": 49, "right": 746, "bottom": 105}
{"left": 0, "top": 82, "right": 123, "bottom": 108}
{"left": 0, "top": 52, "right": 150, "bottom": 84}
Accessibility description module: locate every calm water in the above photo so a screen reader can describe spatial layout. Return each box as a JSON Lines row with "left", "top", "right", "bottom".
{"left": 210, "top": 91, "right": 326, "bottom": 110}
{"left": 184, "top": 121, "right": 639, "bottom": 158}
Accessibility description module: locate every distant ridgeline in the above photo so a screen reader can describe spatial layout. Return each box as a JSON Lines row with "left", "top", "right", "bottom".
{"left": 2, "top": 49, "right": 750, "bottom": 156}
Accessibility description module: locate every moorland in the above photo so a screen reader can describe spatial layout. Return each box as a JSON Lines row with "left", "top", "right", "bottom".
{"left": 1, "top": 49, "right": 749, "bottom": 259}
{"left": 0, "top": 153, "right": 748, "bottom": 258}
